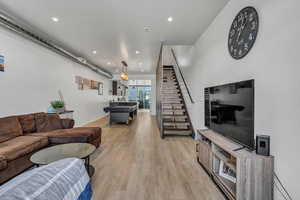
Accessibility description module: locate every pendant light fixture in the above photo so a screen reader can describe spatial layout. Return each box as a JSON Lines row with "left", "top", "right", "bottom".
{"left": 120, "top": 61, "right": 129, "bottom": 81}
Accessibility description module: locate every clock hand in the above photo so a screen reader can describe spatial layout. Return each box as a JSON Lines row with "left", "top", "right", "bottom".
{"left": 237, "top": 20, "right": 247, "bottom": 42}
{"left": 241, "top": 18, "right": 248, "bottom": 31}
{"left": 237, "top": 27, "right": 242, "bottom": 42}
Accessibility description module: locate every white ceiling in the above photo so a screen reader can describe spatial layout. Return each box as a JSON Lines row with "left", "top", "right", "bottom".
{"left": 0, "top": 0, "right": 228, "bottom": 74}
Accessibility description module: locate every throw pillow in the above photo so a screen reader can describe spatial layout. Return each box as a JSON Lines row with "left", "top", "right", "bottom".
{"left": 0, "top": 117, "right": 23, "bottom": 143}
{"left": 35, "top": 113, "right": 63, "bottom": 132}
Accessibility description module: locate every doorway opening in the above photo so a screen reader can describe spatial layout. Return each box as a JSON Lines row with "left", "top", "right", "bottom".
{"left": 128, "top": 80, "right": 151, "bottom": 110}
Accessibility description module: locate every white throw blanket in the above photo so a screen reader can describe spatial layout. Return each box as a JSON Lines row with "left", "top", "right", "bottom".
{"left": 0, "top": 158, "right": 91, "bottom": 200}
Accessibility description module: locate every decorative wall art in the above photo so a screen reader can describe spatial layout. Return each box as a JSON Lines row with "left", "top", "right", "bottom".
{"left": 0, "top": 55, "right": 4, "bottom": 72}
{"left": 75, "top": 76, "right": 104, "bottom": 95}
{"left": 91, "top": 80, "right": 99, "bottom": 90}
{"left": 98, "top": 82, "right": 103, "bottom": 95}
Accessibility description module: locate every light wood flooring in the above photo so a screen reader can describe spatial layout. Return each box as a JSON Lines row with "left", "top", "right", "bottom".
{"left": 85, "top": 110, "right": 225, "bottom": 200}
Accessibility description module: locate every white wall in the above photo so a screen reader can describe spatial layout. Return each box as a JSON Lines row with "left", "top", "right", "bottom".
{"left": 0, "top": 27, "right": 112, "bottom": 126}
{"left": 168, "top": 0, "right": 300, "bottom": 199}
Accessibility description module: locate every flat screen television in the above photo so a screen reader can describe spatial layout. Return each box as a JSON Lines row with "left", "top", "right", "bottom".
{"left": 204, "top": 79, "right": 254, "bottom": 150}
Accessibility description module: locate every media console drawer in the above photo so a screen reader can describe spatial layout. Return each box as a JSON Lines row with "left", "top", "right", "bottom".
{"left": 197, "top": 140, "right": 212, "bottom": 174}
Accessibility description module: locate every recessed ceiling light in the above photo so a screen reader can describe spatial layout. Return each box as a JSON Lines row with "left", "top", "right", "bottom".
{"left": 107, "top": 62, "right": 111, "bottom": 65}
{"left": 92, "top": 50, "right": 97, "bottom": 54}
{"left": 51, "top": 17, "right": 59, "bottom": 22}
{"left": 135, "top": 50, "right": 140, "bottom": 54}
{"left": 144, "top": 27, "right": 150, "bottom": 32}
{"left": 167, "top": 16, "right": 173, "bottom": 22}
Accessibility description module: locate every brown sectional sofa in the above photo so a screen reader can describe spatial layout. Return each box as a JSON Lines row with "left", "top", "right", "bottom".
{"left": 0, "top": 112, "right": 101, "bottom": 184}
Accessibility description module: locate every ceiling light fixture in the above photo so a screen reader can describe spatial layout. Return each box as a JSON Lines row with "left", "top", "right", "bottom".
{"left": 92, "top": 50, "right": 97, "bottom": 54}
{"left": 120, "top": 61, "right": 129, "bottom": 81}
{"left": 51, "top": 17, "right": 59, "bottom": 22}
{"left": 139, "top": 62, "right": 143, "bottom": 66}
{"left": 135, "top": 50, "right": 140, "bottom": 54}
{"left": 144, "top": 27, "right": 150, "bottom": 32}
{"left": 167, "top": 16, "right": 173, "bottom": 22}
{"left": 107, "top": 62, "right": 111, "bottom": 65}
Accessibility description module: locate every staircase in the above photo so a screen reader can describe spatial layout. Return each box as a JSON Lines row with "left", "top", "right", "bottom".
{"left": 160, "top": 66, "right": 193, "bottom": 138}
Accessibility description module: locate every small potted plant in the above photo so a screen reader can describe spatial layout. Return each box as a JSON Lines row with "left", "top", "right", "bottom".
{"left": 50, "top": 100, "right": 65, "bottom": 113}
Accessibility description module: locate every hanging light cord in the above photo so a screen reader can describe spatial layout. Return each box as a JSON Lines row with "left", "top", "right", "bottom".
{"left": 273, "top": 172, "right": 293, "bottom": 200}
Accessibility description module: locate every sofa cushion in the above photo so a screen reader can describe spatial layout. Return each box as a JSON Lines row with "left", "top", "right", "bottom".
{"left": 0, "top": 136, "right": 48, "bottom": 161}
{"left": 48, "top": 135, "right": 90, "bottom": 145}
{"left": 35, "top": 113, "right": 63, "bottom": 132}
{"left": 17, "top": 113, "right": 38, "bottom": 134}
{"left": 0, "top": 155, "right": 7, "bottom": 170}
{"left": 61, "top": 118, "right": 75, "bottom": 129}
{"left": 0, "top": 117, "right": 23, "bottom": 143}
{"left": 31, "top": 127, "right": 101, "bottom": 141}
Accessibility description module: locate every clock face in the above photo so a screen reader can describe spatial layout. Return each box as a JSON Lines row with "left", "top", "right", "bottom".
{"left": 228, "top": 7, "right": 259, "bottom": 59}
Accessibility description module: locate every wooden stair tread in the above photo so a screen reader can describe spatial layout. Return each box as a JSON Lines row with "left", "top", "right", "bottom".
{"left": 163, "top": 114, "right": 187, "bottom": 117}
{"left": 162, "top": 100, "right": 182, "bottom": 101}
{"left": 161, "top": 97, "right": 183, "bottom": 101}
{"left": 164, "top": 97, "right": 183, "bottom": 101}
{"left": 163, "top": 122, "right": 190, "bottom": 126}
{"left": 162, "top": 106, "right": 184, "bottom": 109}
{"left": 161, "top": 91, "right": 180, "bottom": 93}
{"left": 161, "top": 96, "right": 181, "bottom": 98}
{"left": 162, "top": 102, "right": 184, "bottom": 104}
{"left": 162, "top": 111, "right": 186, "bottom": 114}
{"left": 162, "top": 85, "right": 178, "bottom": 87}
{"left": 163, "top": 68, "right": 174, "bottom": 70}
{"left": 162, "top": 97, "right": 181, "bottom": 99}
{"left": 163, "top": 130, "right": 192, "bottom": 135}
{"left": 162, "top": 99, "right": 182, "bottom": 101}
{"left": 162, "top": 103, "right": 183, "bottom": 105}
{"left": 162, "top": 110, "right": 184, "bottom": 112}
{"left": 162, "top": 88, "right": 179, "bottom": 90}
{"left": 163, "top": 108, "right": 185, "bottom": 110}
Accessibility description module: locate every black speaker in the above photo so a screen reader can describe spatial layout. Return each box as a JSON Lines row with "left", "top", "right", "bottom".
{"left": 256, "top": 135, "right": 270, "bottom": 156}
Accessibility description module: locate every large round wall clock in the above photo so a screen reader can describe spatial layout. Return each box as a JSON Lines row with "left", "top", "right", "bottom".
{"left": 228, "top": 7, "right": 259, "bottom": 59}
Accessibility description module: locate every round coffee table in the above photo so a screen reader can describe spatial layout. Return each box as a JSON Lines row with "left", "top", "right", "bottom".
{"left": 30, "top": 143, "right": 96, "bottom": 177}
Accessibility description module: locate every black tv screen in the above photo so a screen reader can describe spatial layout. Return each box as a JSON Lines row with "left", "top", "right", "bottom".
{"left": 205, "top": 80, "right": 254, "bottom": 150}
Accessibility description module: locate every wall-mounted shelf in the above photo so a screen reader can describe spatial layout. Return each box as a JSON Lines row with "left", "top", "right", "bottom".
{"left": 196, "top": 129, "right": 274, "bottom": 200}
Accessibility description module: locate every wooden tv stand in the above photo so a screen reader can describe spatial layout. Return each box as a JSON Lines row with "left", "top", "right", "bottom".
{"left": 196, "top": 129, "right": 274, "bottom": 200}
